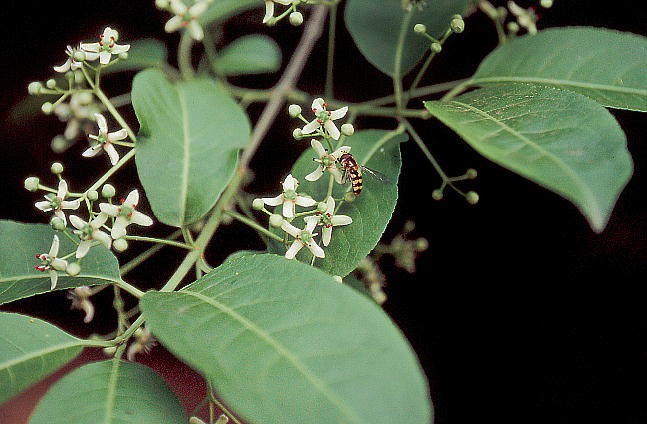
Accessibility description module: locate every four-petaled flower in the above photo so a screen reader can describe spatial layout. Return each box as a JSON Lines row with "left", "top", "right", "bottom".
{"left": 69, "top": 214, "right": 112, "bottom": 258}
{"left": 508, "top": 1, "right": 538, "bottom": 35}
{"left": 301, "top": 98, "right": 348, "bottom": 140}
{"left": 305, "top": 139, "right": 351, "bottom": 184}
{"left": 68, "top": 286, "right": 95, "bottom": 323}
{"left": 262, "top": 174, "right": 316, "bottom": 218}
{"left": 54, "top": 44, "right": 97, "bottom": 73}
{"left": 35, "top": 235, "right": 68, "bottom": 290}
{"left": 35, "top": 179, "right": 81, "bottom": 226}
{"left": 304, "top": 196, "right": 352, "bottom": 246}
{"left": 165, "top": 0, "right": 211, "bottom": 41}
{"left": 99, "top": 189, "right": 154, "bottom": 239}
{"left": 281, "top": 219, "right": 325, "bottom": 259}
{"left": 83, "top": 113, "right": 128, "bottom": 165}
{"left": 81, "top": 27, "right": 130, "bottom": 65}
{"left": 263, "top": 0, "right": 293, "bottom": 24}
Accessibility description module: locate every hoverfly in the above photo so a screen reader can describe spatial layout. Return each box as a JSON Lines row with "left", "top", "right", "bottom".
{"left": 338, "top": 153, "right": 387, "bottom": 196}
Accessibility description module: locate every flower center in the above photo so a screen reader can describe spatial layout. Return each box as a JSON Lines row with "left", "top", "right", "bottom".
{"left": 97, "top": 133, "right": 108, "bottom": 144}
{"left": 46, "top": 194, "right": 62, "bottom": 210}
{"left": 298, "top": 230, "right": 313, "bottom": 243}
{"left": 321, "top": 156, "right": 335, "bottom": 167}
{"left": 78, "top": 224, "right": 93, "bottom": 240}
{"left": 118, "top": 205, "right": 135, "bottom": 219}
{"left": 316, "top": 111, "right": 331, "bottom": 123}
{"left": 319, "top": 212, "right": 333, "bottom": 228}
{"left": 284, "top": 189, "right": 297, "bottom": 201}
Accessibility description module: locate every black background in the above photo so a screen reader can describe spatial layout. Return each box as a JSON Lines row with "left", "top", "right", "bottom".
{"left": 1, "top": 1, "right": 646, "bottom": 423}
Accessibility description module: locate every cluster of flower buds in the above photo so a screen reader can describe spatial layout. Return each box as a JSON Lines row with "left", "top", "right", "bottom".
{"left": 263, "top": 0, "right": 304, "bottom": 26}
{"left": 413, "top": 14, "right": 465, "bottom": 54}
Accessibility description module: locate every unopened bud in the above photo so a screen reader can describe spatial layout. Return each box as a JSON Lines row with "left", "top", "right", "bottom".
{"left": 466, "top": 168, "right": 478, "bottom": 179}
{"left": 27, "top": 81, "right": 43, "bottom": 95}
{"left": 215, "top": 415, "right": 230, "bottom": 424}
{"left": 507, "top": 21, "right": 520, "bottom": 33}
{"left": 316, "top": 202, "right": 328, "bottom": 212}
{"left": 51, "top": 136, "right": 69, "bottom": 153}
{"left": 293, "top": 128, "right": 304, "bottom": 140}
{"left": 332, "top": 275, "right": 343, "bottom": 283}
{"left": 415, "top": 237, "right": 429, "bottom": 251}
{"left": 289, "top": 11, "right": 304, "bottom": 26}
{"left": 155, "top": 0, "right": 170, "bottom": 8}
{"left": 432, "top": 189, "right": 443, "bottom": 200}
{"left": 50, "top": 216, "right": 66, "bottom": 231}
{"left": 66, "top": 262, "right": 81, "bottom": 276}
{"left": 540, "top": 0, "right": 553, "bottom": 7}
{"left": 87, "top": 190, "right": 99, "bottom": 201}
{"left": 450, "top": 17, "right": 465, "bottom": 33}
{"left": 341, "top": 123, "right": 354, "bottom": 137}
{"left": 73, "top": 50, "right": 86, "bottom": 62}
{"left": 288, "top": 104, "right": 302, "bottom": 117}
{"left": 103, "top": 346, "right": 117, "bottom": 356}
{"left": 41, "top": 102, "right": 54, "bottom": 115}
{"left": 46, "top": 79, "right": 57, "bottom": 89}
{"left": 118, "top": 52, "right": 129, "bottom": 61}
{"left": 113, "top": 238, "right": 128, "bottom": 252}
{"left": 102, "top": 184, "right": 116, "bottom": 198}
{"left": 413, "top": 23, "right": 427, "bottom": 34}
{"left": 343, "top": 192, "right": 356, "bottom": 202}
{"left": 269, "top": 213, "right": 284, "bottom": 228}
{"left": 50, "top": 162, "right": 64, "bottom": 175}
{"left": 430, "top": 42, "right": 442, "bottom": 53}
{"left": 252, "top": 198, "right": 265, "bottom": 210}
{"left": 24, "top": 176, "right": 40, "bottom": 192}
{"left": 465, "top": 191, "right": 479, "bottom": 205}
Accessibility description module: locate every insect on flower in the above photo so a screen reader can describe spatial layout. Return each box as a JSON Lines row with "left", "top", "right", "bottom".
{"left": 338, "top": 153, "right": 387, "bottom": 196}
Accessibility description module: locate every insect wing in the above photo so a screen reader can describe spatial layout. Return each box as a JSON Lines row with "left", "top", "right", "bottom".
{"left": 360, "top": 165, "right": 389, "bottom": 184}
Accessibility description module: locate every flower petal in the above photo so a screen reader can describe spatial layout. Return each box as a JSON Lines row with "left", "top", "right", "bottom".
{"left": 295, "top": 196, "right": 316, "bottom": 207}
{"left": 301, "top": 120, "right": 321, "bottom": 135}
{"left": 170, "top": 0, "right": 188, "bottom": 15}
{"left": 35, "top": 201, "right": 52, "bottom": 211}
{"left": 76, "top": 240, "right": 92, "bottom": 259}
{"left": 82, "top": 145, "right": 103, "bottom": 157}
{"left": 190, "top": 1, "right": 209, "bottom": 16}
{"left": 49, "top": 270, "right": 59, "bottom": 290}
{"left": 304, "top": 166, "right": 324, "bottom": 182}
{"left": 263, "top": 1, "right": 274, "bottom": 23}
{"left": 282, "top": 200, "right": 295, "bottom": 218}
{"left": 99, "top": 51, "right": 112, "bottom": 65}
{"left": 188, "top": 21, "right": 204, "bottom": 41}
{"left": 104, "top": 143, "right": 120, "bottom": 165}
{"left": 51, "top": 258, "right": 68, "bottom": 271}
{"left": 107, "top": 128, "right": 128, "bottom": 142}
{"left": 310, "top": 139, "right": 326, "bottom": 157}
{"left": 111, "top": 216, "right": 128, "bottom": 239}
{"left": 93, "top": 230, "right": 112, "bottom": 249}
{"left": 69, "top": 214, "right": 86, "bottom": 230}
{"left": 325, "top": 196, "right": 335, "bottom": 213}
{"left": 57, "top": 180, "right": 68, "bottom": 198}
{"left": 322, "top": 226, "right": 332, "bottom": 247}
{"left": 281, "top": 221, "right": 300, "bottom": 238}
{"left": 285, "top": 240, "right": 303, "bottom": 259}
{"left": 282, "top": 174, "right": 298, "bottom": 191}
{"left": 61, "top": 199, "right": 81, "bottom": 210}
{"left": 53, "top": 59, "right": 72, "bottom": 73}
{"left": 307, "top": 240, "right": 325, "bottom": 258}
{"left": 131, "top": 211, "right": 154, "bottom": 227}
{"left": 94, "top": 113, "right": 108, "bottom": 133}
{"left": 99, "top": 203, "right": 120, "bottom": 216}
{"left": 49, "top": 235, "right": 60, "bottom": 257}
{"left": 262, "top": 194, "right": 284, "bottom": 206}
{"left": 329, "top": 167, "right": 344, "bottom": 184}
{"left": 84, "top": 51, "right": 100, "bottom": 61}
{"left": 80, "top": 42, "right": 101, "bottom": 53}
{"left": 331, "top": 145, "right": 351, "bottom": 158}
{"left": 311, "top": 98, "right": 325, "bottom": 113}
{"left": 124, "top": 190, "right": 140, "bottom": 208}
{"left": 91, "top": 213, "right": 109, "bottom": 228}
{"left": 331, "top": 215, "right": 352, "bottom": 226}
{"left": 324, "top": 120, "right": 341, "bottom": 140}
{"left": 305, "top": 219, "right": 318, "bottom": 233}
{"left": 329, "top": 106, "right": 348, "bottom": 120}
{"left": 111, "top": 43, "right": 130, "bottom": 54}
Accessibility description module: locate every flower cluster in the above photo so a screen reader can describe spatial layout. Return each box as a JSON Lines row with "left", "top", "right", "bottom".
{"left": 157, "top": 0, "right": 213, "bottom": 41}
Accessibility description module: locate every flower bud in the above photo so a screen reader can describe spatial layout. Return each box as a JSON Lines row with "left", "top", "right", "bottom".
{"left": 87, "top": 190, "right": 99, "bottom": 201}
{"left": 102, "top": 184, "right": 116, "bottom": 198}
{"left": 24, "top": 176, "right": 40, "bottom": 192}
{"left": 66, "top": 262, "right": 81, "bottom": 276}
{"left": 155, "top": 0, "right": 170, "bottom": 8}
{"left": 293, "top": 128, "right": 304, "bottom": 140}
{"left": 289, "top": 11, "right": 304, "bottom": 26}
{"left": 341, "top": 123, "right": 355, "bottom": 137}
{"left": 432, "top": 189, "right": 443, "bottom": 200}
{"left": 27, "top": 81, "right": 43, "bottom": 95}
{"left": 103, "top": 346, "right": 117, "bottom": 356}
{"left": 415, "top": 237, "right": 429, "bottom": 251}
{"left": 46, "top": 79, "right": 57, "bottom": 89}
{"left": 215, "top": 415, "right": 229, "bottom": 424}
{"left": 540, "top": 0, "right": 553, "bottom": 7}
{"left": 50, "top": 135, "right": 69, "bottom": 153}
{"left": 430, "top": 42, "right": 442, "bottom": 53}
{"left": 465, "top": 168, "right": 478, "bottom": 179}
{"left": 403, "top": 220, "right": 416, "bottom": 233}
{"left": 413, "top": 23, "right": 427, "bottom": 34}
{"left": 450, "top": 17, "right": 465, "bottom": 33}
{"left": 50, "top": 162, "right": 64, "bottom": 175}
{"left": 74, "top": 70, "right": 85, "bottom": 85}
{"left": 73, "top": 50, "right": 86, "bottom": 62}
{"left": 343, "top": 192, "right": 356, "bottom": 202}
{"left": 50, "top": 216, "right": 66, "bottom": 231}
{"left": 113, "top": 238, "right": 128, "bottom": 252}
{"left": 269, "top": 213, "right": 284, "bottom": 228}
{"left": 41, "top": 102, "right": 54, "bottom": 115}
{"left": 465, "top": 191, "right": 479, "bottom": 205}
{"left": 332, "top": 275, "right": 343, "bottom": 283}
{"left": 252, "top": 198, "right": 265, "bottom": 210}
{"left": 507, "top": 21, "right": 520, "bottom": 33}
{"left": 189, "top": 418, "right": 207, "bottom": 424}
{"left": 118, "top": 52, "right": 129, "bottom": 61}
{"left": 288, "top": 104, "right": 302, "bottom": 117}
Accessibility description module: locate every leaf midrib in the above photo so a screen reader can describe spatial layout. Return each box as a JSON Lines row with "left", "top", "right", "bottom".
{"left": 177, "top": 86, "right": 191, "bottom": 225}
{"left": 181, "top": 290, "right": 364, "bottom": 424}
{"left": 471, "top": 76, "right": 647, "bottom": 97}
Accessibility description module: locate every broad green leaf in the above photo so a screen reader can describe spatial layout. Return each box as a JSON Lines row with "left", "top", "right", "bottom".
{"left": 200, "top": 0, "right": 260, "bottom": 26}
{"left": 103, "top": 39, "right": 168, "bottom": 74}
{"left": 29, "top": 360, "right": 186, "bottom": 424}
{"left": 0, "top": 313, "right": 84, "bottom": 404}
{"left": 272, "top": 129, "right": 407, "bottom": 277}
{"left": 132, "top": 69, "right": 251, "bottom": 227}
{"left": 424, "top": 83, "right": 633, "bottom": 232}
{"left": 0, "top": 220, "right": 121, "bottom": 304}
{"left": 471, "top": 27, "right": 647, "bottom": 111}
{"left": 215, "top": 35, "right": 281, "bottom": 76}
{"left": 140, "top": 254, "right": 431, "bottom": 424}
{"left": 344, "top": 0, "right": 469, "bottom": 76}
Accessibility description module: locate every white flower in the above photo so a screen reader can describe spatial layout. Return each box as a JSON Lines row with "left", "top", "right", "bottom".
{"left": 35, "top": 235, "right": 69, "bottom": 290}
{"left": 82, "top": 113, "right": 128, "bottom": 165}
{"left": 281, "top": 219, "right": 325, "bottom": 259}
{"left": 508, "top": 1, "right": 538, "bottom": 34}
{"left": 304, "top": 196, "right": 352, "bottom": 246}
{"left": 165, "top": 0, "right": 211, "bottom": 40}
{"left": 99, "top": 189, "right": 154, "bottom": 239}
{"left": 68, "top": 286, "right": 95, "bottom": 323}
{"left": 262, "top": 174, "right": 316, "bottom": 218}
{"left": 34, "top": 179, "right": 81, "bottom": 226}
{"left": 305, "top": 139, "right": 351, "bottom": 184}
{"left": 54, "top": 92, "right": 98, "bottom": 143}
{"left": 69, "top": 214, "right": 112, "bottom": 258}
{"left": 80, "top": 27, "right": 130, "bottom": 65}
{"left": 53, "top": 44, "right": 96, "bottom": 73}
{"left": 127, "top": 327, "right": 157, "bottom": 361}
{"left": 263, "top": 0, "right": 294, "bottom": 24}
{"left": 301, "top": 98, "right": 349, "bottom": 140}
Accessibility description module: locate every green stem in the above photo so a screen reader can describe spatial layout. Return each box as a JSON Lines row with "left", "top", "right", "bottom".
{"left": 352, "top": 79, "right": 469, "bottom": 108}
{"left": 120, "top": 230, "right": 183, "bottom": 276}
{"left": 405, "top": 51, "right": 437, "bottom": 104}
{"left": 114, "top": 279, "right": 145, "bottom": 299}
{"left": 399, "top": 117, "right": 448, "bottom": 180}
{"left": 440, "top": 79, "right": 472, "bottom": 101}
{"left": 124, "top": 235, "right": 193, "bottom": 250}
{"left": 393, "top": 9, "right": 414, "bottom": 111}
{"left": 224, "top": 210, "right": 285, "bottom": 242}
{"left": 178, "top": 30, "right": 195, "bottom": 79}
{"left": 86, "top": 148, "right": 136, "bottom": 193}
{"left": 324, "top": 2, "right": 337, "bottom": 99}
{"left": 353, "top": 106, "right": 430, "bottom": 119}
{"left": 94, "top": 88, "right": 137, "bottom": 142}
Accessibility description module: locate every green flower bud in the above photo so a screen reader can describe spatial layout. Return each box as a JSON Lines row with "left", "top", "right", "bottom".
{"left": 73, "top": 50, "right": 86, "bottom": 62}
{"left": 118, "top": 52, "right": 129, "bottom": 61}
{"left": 66, "top": 262, "right": 81, "bottom": 276}
{"left": 465, "top": 191, "right": 479, "bottom": 205}
{"left": 341, "top": 123, "right": 355, "bottom": 137}
{"left": 74, "top": 70, "right": 85, "bottom": 85}
{"left": 450, "top": 17, "right": 465, "bottom": 33}
{"left": 430, "top": 42, "right": 442, "bottom": 53}
{"left": 466, "top": 168, "right": 478, "bottom": 179}
{"left": 64, "top": 71, "right": 75, "bottom": 82}
{"left": 252, "top": 198, "right": 265, "bottom": 210}
{"left": 332, "top": 275, "right": 343, "bottom": 283}
{"left": 103, "top": 346, "right": 117, "bottom": 356}
{"left": 343, "top": 192, "right": 356, "bottom": 202}
{"left": 189, "top": 418, "right": 208, "bottom": 424}
{"left": 50, "top": 135, "right": 69, "bottom": 153}
{"left": 289, "top": 11, "right": 304, "bottom": 26}
{"left": 41, "top": 102, "right": 54, "bottom": 115}
{"left": 432, "top": 189, "right": 443, "bottom": 200}
{"left": 293, "top": 128, "right": 304, "bottom": 140}
{"left": 288, "top": 104, "right": 302, "bottom": 117}
{"left": 24, "top": 176, "right": 40, "bottom": 192}
{"left": 46, "top": 79, "right": 57, "bottom": 89}
{"left": 102, "top": 184, "right": 116, "bottom": 198}
{"left": 413, "top": 23, "right": 427, "bottom": 34}
{"left": 316, "top": 202, "right": 328, "bottom": 212}
{"left": 27, "top": 81, "right": 43, "bottom": 95}
{"left": 269, "top": 214, "right": 284, "bottom": 228}
{"left": 50, "top": 162, "right": 64, "bottom": 175}
{"left": 50, "top": 216, "right": 66, "bottom": 231}
{"left": 155, "top": 0, "right": 170, "bottom": 9}
{"left": 215, "top": 414, "right": 230, "bottom": 424}
{"left": 507, "top": 21, "right": 520, "bottom": 33}
{"left": 403, "top": 220, "right": 416, "bottom": 233}
{"left": 540, "top": 0, "right": 553, "bottom": 7}
{"left": 415, "top": 237, "right": 429, "bottom": 251}
{"left": 113, "top": 238, "right": 128, "bottom": 252}
{"left": 87, "top": 190, "right": 99, "bottom": 201}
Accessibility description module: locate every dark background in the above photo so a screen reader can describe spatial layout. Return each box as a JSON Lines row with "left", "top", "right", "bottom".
{"left": 1, "top": 1, "right": 646, "bottom": 423}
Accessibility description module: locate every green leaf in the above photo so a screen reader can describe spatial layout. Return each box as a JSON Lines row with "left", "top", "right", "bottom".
{"left": 275, "top": 129, "right": 407, "bottom": 276}
{"left": 200, "top": 0, "right": 261, "bottom": 26}
{"left": 140, "top": 254, "right": 431, "bottom": 424}
{"left": 0, "top": 312, "right": 84, "bottom": 404}
{"left": 471, "top": 27, "right": 647, "bottom": 111}
{"left": 132, "top": 69, "right": 251, "bottom": 227}
{"left": 103, "top": 39, "right": 168, "bottom": 74}
{"left": 344, "top": 0, "right": 469, "bottom": 76}
{"left": 29, "top": 360, "right": 186, "bottom": 424}
{"left": 215, "top": 35, "right": 281, "bottom": 76}
{"left": 424, "top": 83, "right": 633, "bottom": 232}
{"left": 0, "top": 220, "right": 121, "bottom": 305}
